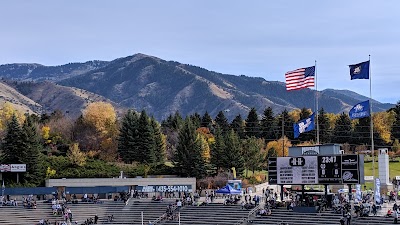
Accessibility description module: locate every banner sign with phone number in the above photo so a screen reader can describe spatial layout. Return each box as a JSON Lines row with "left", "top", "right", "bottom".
{"left": 136, "top": 185, "right": 192, "bottom": 193}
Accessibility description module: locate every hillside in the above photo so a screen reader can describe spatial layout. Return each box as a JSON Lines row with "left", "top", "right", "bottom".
{"left": 0, "top": 81, "right": 40, "bottom": 114}
{"left": 58, "top": 54, "right": 394, "bottom": 120}
{"left": 0, "top": 60, "right": 108, "bottom": 81}
{"left": 0, "top": 53, "right": 394, "bottom": 121}
{"left": 3, "top": 81, "right": 122, "bottom": 118}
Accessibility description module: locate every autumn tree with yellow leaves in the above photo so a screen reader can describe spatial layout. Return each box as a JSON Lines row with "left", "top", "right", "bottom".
{"left": 0, "top": 102, "right": 25, "bottom": 131}
{"left": 73, "top": 102, "right": 118, "bottom": 161}
{"left": 67, "top": 143, "right": 87, "bottom": 166}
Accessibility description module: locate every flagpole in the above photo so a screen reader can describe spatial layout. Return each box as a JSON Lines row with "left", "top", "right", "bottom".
{"left": 315, "top": 60, "right": 319, "bottom": 145}
{"left": 369, "top": 55, "right": 376, "bottom": 202}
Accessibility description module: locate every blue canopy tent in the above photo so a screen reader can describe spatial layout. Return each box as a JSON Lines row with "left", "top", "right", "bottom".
{"left": 215, "top": 185, "right": 241, "bottom": 194}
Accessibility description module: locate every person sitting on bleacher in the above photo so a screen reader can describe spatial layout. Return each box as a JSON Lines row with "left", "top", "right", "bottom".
{"left": 386, "top": 209, "right": 393, "bottom": 218}
{"left": 258, "top": 209, "right": 266, "bottom": 216}
{"left": 107, "top": 215, "right": 114, "bottom": 222}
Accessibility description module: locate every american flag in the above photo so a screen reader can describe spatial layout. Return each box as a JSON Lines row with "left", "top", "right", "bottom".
{"left": 285, "top": 66, "right": 315, "bottom": 91}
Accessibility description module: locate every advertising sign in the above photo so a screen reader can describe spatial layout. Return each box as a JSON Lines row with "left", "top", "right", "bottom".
{"left": 0, "top": 164, "right": 26, "bottom": 172}
{"left": 0, "top": 164, "right": 11, "bottom": 172}
{"left": 276, "top": 156, "right": 318, "bottom": 184}
{"left": 11, "top": 164, "right": 26, "bottom": 172}
{"left": 136, "top": 185, "right": 192, "bottom": 193}
{"left": 341, "top": 155, "right": 360, "bottom": 184}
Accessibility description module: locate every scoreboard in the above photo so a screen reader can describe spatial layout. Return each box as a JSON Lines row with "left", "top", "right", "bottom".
{"left": 318, "top": 155, "right": 342, "bottom": 184}
{"left": 268, "top": 155, "right": 363, "bottom": 185}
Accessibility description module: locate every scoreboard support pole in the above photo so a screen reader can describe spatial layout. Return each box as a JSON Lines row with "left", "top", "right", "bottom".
{"left": 348, "top": 184, "right": 352, "bottom": 201}
{"left": 280, "top": 185, "right": 284, "bottom": 201}
{"left": 324, "top": 185, "right": 328, "bottom": 202}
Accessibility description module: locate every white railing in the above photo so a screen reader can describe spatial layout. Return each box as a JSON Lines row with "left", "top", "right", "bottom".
{"left": 234, "top": 204, "right": 260, "bottom": 225}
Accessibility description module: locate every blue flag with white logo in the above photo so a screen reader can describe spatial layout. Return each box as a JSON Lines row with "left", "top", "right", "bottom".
{"left": 375, "top": 178, "right": 381, "bottom": 204}
{"left": 293, "top": 113, "right": 315, "bottom": 138}
{"left": 349, "top": 100, "right": 370, "bottom": 119}
{"left": 349, "top": 60, "right": 370, "bottom": 80}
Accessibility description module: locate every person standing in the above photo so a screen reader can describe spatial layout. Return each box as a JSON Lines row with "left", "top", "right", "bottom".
{"left": 346, "top": 211, "right": 351, "bottom": 225}
{"left": 94, "top": 214, "right": 98, "bottom": 224}
{"left": 372, "top": 203, "right": 377, "bottom": 216}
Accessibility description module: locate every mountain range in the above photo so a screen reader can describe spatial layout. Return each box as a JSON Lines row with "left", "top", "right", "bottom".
{"left": 0, "top": 53, "right": 394, "bottom": 121}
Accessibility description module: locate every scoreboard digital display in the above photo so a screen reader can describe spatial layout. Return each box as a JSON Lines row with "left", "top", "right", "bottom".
{"left": 318, "top": 155, "right": 342, "bottom": 184}
{"left": 268, "top": 155, "right": 363, "bottom": 185}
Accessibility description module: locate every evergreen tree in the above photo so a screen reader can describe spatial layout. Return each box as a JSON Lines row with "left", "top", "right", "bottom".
{"left": 230, "top": 114, "right": 245, "bottom": 139}
{"left": 1, "top": 114, "right": 24, "bottom": 164}
{"left": 171, "top": 111, "right": 183, "bottom": 130}
{"left": 260, "top": 107, "right": 276, "bottom": 142}
{"left": 242, "top": 137, "right": 263, "bottom": 177}
{"left": 222, "top": 129, "right": 244, "bottom": 175}
{"left": 277, "top": 109, "right": 294, "bottom": 141}
{"left": 352, "top": 117, "right": 371, "bottom": 145}
{"left": 332, "top": 113, "right": 352, "bottom": 144}
{"left": 210, "top": 127, "right": 225, "bottom": 172}
{"left": 352, "top": 116, "right": 382, "bottom": 148}
{"left": 174, "top": 118, "right": 206, "bottom": 178}
{"left": 1, "top": 114, "right": 25, "bottom": 184}
{"left": 137, "top": 110, "right": 156, "bottom": 164}
{"left": 245, "top": 108, "right": 260, "bottom": 138}
{"left": 117, "top": 110, "right": 140, "bottom": 163}
{"left": 215, "top": 111, "right": 230, "bottom": 132}
{"left": 150, "top": 117, "right": 166, "bottom": 164}
{"left": 161, "top": 114, "right": 174, "bottom": 129}
{"left": 190, "top": 113, "right": 202, "bottom": 129}
{"left": 20, "top": 115, "right": 43, "bottom": 185}
{"left": 318, "top": 108, "right": 332, "bottom": 144}
{"left": 201, "top": 111, "right": 213, "bottom": 129}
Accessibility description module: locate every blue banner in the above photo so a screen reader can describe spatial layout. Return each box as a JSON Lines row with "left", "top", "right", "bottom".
{"left": 293, "top": 113, "right": 315, "bottom": 138}
{"left": 356, "top": 184, "right": 362, "bottom": 201}
{"left": 349, "top": 100, "right": 370, "bottom": 119}
{"left": 375, "top": 178, "right": 381, "bottom": 204}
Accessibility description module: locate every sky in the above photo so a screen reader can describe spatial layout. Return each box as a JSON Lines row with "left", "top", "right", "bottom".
{"left": 1, "top": 1, "right": 399, "bottom": 103}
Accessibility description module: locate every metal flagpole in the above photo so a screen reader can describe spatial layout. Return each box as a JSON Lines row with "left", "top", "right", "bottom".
{"left": 282, "top": 114, "right": 285, "bottom": 156}
{"left": 141, "top": 211, "right": 143, "bottom": 225}
{"left": 369, "top": 55, "right": 376, "bottom": 202}
{"left": 315, "top": 60, "right": 319, "bottom": 144}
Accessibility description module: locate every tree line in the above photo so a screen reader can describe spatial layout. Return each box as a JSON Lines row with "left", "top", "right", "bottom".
{"left": 1, "top": 101, "right": 400, "bottom": 185}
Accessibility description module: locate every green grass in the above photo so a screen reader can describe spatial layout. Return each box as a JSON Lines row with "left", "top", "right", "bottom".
{"left": 362, "top": 160, "right": 400, "bottom": 189}
{"left": 363, "top": 160, "right": 400, "bottom": 178}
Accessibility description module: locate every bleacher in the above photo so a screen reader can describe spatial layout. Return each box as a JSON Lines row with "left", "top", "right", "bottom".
{"left": 247, "top": 207, "right": 396, "bottom": 225}
{"left": 248, "top": 207, "right": 342, "bottom": 225}
{"left": 1, "top": 198, "right": 398, "bottom": 225}
{"left": 161, "top": 203, "right": 253, "bottom": 225}
{"left": 0, "top": 202, "right": 53, "bottom": 225}
{"left": 52, "top": 199, "right": 175, "bottom": 225}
